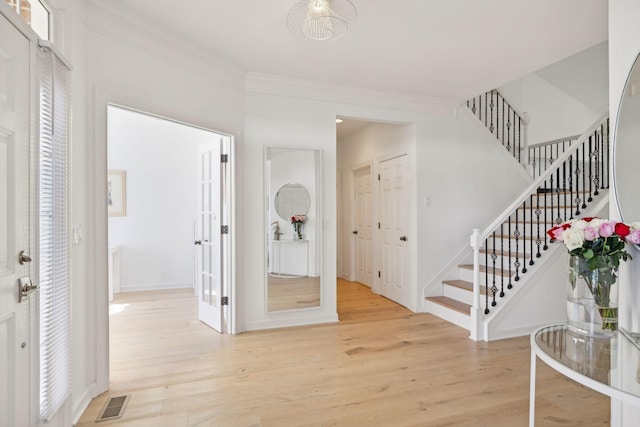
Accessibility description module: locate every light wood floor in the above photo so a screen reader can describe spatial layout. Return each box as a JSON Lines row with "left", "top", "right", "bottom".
{"left": 268, "top": 275, "right": 320, "bottom": 312}
{"left": 78, "top": 280, "right": 609, "bottom": 426}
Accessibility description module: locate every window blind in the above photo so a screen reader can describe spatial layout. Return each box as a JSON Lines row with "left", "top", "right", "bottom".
{"left": 37, "top": 44, "right": 71, "bottom": 423}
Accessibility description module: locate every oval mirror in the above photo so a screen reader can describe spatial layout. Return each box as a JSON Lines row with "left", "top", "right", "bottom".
{"left": 614, "top": 52, "right": 640, "bottom": 231}
{"left": 274, "top": 183, "right": 310, "bottom": 220}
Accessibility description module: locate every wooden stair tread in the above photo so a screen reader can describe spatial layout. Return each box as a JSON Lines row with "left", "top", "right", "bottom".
{"left": 426, "top": 296, "right": 470, "bottom": 315}
{"left": 442, "top": 279, "right": 487, "bottom": 295}
{"left": 459, "top": 264, "right": 514, "bottom": 277}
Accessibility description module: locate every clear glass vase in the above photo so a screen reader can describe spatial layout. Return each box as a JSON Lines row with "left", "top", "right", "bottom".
{"left": 292, "top": 222, "right": 303, "bottom": 240}
{"left": 566, "top": 255, "right": 618, "bottom": 336}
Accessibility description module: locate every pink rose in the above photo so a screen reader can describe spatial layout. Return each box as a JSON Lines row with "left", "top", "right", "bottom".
{"left": 583, "top": 227, "right": 599, "bottom": 241}
{"left": 599, "top": 221, "right": 616, "bottom": 238}
{"left": 626, "top": 229, "right": 640, "bottom": 245}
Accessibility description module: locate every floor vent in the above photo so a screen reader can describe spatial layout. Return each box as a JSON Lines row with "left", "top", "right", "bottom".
{"left": 96, "top": 395, "right": 130, "bottom": 422}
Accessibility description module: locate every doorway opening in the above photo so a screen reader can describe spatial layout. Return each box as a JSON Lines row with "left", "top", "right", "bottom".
{"left": 106, "top": 105, "right": 232, "bottom": 373}
{"left": 336, "top": 117, "right": 414, "bottom": 309}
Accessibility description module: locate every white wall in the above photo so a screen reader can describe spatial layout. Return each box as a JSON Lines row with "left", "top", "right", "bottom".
{"left": 499, "top": 73, "right": 601, "bottom": 144}
{"left": 414, "top": 108, "right": 532, "bottom": 305}
{"left": 107, "top": 106, "right": 210, "bottom": 291}
{"left": 79, "top": 4, "right": 246, "bottom": 417}
{"left": 535, "top": 41, "right": 609, "bottom": 114}
{"left": 60, "top": 1, "right": 93, "bottom": 424}
{"left": 243, "top": 90, "right": 340, "bottom": 329}
{"left": 609, "top": 1, "right": 640, "bottom": 424}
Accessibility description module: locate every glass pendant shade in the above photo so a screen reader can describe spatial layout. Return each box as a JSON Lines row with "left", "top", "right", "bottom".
{"left": 287, "top": 0, "right": 357, "bottom": 41}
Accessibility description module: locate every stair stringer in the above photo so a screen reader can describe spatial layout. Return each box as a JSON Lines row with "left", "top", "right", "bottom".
{"left": 481, "top": 196, "right": 609, "bottom": 341}
{"left": 421, "top": 244, "right": 473, "bottom": 302}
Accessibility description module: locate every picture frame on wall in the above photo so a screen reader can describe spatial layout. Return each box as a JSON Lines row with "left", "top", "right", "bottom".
{"left": 108, "top": 170, "right": 126, "bottom": 217}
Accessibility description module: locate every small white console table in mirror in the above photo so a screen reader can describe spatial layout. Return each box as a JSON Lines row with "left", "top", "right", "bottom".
{"left": 269, "top": 240, "right": 308, "bottom": 278}
{"left": 529, "top": 324, "right": 640, "bottom": 426}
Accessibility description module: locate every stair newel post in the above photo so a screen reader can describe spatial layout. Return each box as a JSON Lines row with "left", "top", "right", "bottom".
{"left": 470, "top": 228, "right": 483, "bottom": 341}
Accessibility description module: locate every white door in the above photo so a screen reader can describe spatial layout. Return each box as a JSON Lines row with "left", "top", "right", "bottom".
{"left": 353, "top": 165, "right": 373, "bottom": 286}
{"left": 379, "top": 155, "right": 409, "bottom": 307}
{"left": 0, "top": 14, "right": 33, "bottom": 427}
{"left": 196, "top": 140, "right": 223, "bottom": 332}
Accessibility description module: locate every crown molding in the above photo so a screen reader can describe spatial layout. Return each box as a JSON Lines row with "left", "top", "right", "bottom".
{"left": 245, "top": 72, "right": 460, "bottom": 116}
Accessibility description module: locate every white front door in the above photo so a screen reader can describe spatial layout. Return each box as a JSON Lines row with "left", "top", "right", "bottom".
{"left": 379, "top": 155, "right": 409, "bottom": 307}
{"left": 196, "top": 140, "right": 223, "bottom": 332}
{"left": 354, "top": 165, "right": 373, "bottom": 286}
{"left": 0, "top": 13, "right": 33, "bottom": 427}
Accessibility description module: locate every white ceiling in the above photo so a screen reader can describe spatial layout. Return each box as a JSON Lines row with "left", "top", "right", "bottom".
{"left": 90, "top": 0, "right": 608, "bottom": 104}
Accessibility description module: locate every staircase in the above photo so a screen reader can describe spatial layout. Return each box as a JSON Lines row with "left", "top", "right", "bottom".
{"left": 425, "top": 89, "right": 610, "bottom": 341}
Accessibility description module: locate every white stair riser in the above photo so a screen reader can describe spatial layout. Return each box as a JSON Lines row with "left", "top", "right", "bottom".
{"left": 424, "top": 300, "right": 470, "bottom": 330}
{"left": 492, "top": 219, "right": 580, "bottom": 236}
{"left": 513, "top": 207, "right": 584, "bottom": 223}
{"left": 443, "top": 284, "right": 474, "bottom": 305}
{"left": 492, "top": 222, "right": 554, "bottom": 237}
{"left": 484, "top": 233, "right": 551, "bottom": 245}
{"left": 477, "top": 253, "right": 532, "bottom": 270}
{"left": 458, "top": 267, "right": 517, "bottom": 286}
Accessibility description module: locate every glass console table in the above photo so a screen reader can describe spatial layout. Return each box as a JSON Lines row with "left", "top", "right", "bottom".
{"left": 529, "top": 324, "right": 640, "bottom": 426}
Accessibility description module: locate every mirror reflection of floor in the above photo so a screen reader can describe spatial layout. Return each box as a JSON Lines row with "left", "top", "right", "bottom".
{"left": 267, "top": 275, "right": 320, "bottom": 312}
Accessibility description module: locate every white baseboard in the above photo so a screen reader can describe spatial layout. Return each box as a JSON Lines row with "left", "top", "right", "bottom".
{"left": 119, "top": 282, "right": 193, "bottom": 292}
{"left": 73, "top": 382, "right": 97, "bottom": 425}
{"left": 245, "top": 313, "right": 339, "bottom": 331}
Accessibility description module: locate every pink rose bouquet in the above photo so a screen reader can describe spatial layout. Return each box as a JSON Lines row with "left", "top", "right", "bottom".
{"left": 547, "top": 217, "right": 637, "bottom": 270}
{"left": 290, "top": 215, "right": 306, "bottom": 224}
{"left": 548, "top": 217, "right": 638, "bottom": 332}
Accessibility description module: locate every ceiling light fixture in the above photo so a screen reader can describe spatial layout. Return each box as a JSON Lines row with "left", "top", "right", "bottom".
{"left": 286, "top": 0, "right": 357, "bottom": 42}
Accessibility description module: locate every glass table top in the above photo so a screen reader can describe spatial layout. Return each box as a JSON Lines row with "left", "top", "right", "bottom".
{"left": 534, "top": 324, "right": 640, "bottom": 402}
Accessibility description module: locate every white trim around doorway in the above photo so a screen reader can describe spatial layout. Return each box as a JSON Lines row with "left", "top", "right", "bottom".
{"left": 91, "top": 88, "right": 237, "bottom": 397}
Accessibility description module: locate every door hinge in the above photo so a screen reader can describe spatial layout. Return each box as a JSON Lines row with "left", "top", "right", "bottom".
{"left": 378, "top": 222, "right": 381, "bottom": 229}
{"left": 221, "top": 296, "right": 229, "bottom": 306}
{"left": 378, "top": 174, "right": 381, "bottom": 181}
{"left": 221, "top": 225, "right": 229, "bottom": 234}
{"left": 378, "top": 271, "right": 381, "bottom": 278}
{"left": 221, "top": 154, "right": 229, "bottom": 163}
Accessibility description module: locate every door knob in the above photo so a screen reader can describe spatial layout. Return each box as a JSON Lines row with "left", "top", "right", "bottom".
{"left": 18, "top": 276, "right": 38, "bottom": 303}
{"left": 18, "top": 250, "right": 31, "bottom": 264}
{"left": 194, "top": 240, "right": 202, "bottom": 245}
{"left": 399, "top": 236, "right": 407, "bottom": 242}
{"left": 352, "top": 230, "right": 358, "bottom": 235}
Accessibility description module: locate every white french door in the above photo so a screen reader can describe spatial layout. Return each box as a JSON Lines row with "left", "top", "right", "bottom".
{"left": 379, "top": 155, "right": 409, "bottom": 307}
{"left": 353, "top": 165, "right": 373, "bottom": 286}
{"left": 0, "top": 13, "right": 33, "bottom": 427}
{"left": 196, "top": 140, "right": 223, "bottom": 332}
